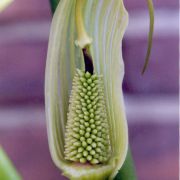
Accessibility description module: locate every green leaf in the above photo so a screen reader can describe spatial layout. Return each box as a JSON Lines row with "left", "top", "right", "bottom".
{"left": 0, "top": 147, "right": 21, "bottom": 180}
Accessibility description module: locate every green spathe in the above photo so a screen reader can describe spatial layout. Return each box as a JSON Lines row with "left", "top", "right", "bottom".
{"left": 46, "top": 0, "right": 129, "bottom": 179}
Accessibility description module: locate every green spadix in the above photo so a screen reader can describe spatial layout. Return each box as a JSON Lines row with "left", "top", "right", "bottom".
{"left": 64, "top": 69, "right": 111, "bottom": 165}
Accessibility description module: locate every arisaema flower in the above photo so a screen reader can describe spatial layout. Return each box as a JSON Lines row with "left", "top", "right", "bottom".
{"left": 45, "top": 0, "right": 154, "bottom": 179}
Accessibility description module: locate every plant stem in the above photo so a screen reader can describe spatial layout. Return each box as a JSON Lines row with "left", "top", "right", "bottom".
{"left": 75, "top": 0, "right": 92, "bottom": 49}
{"left": 75, "top": 0, "right": 94, "bottom": 74}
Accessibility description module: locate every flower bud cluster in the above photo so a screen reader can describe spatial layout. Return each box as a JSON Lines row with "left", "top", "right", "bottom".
{"left": 64, "top": 69, "right": 110, "bottom": 164}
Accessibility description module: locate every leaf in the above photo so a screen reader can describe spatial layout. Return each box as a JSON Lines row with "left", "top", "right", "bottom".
{"left": 0, "top": 147, "right": 21, "bottom": 180}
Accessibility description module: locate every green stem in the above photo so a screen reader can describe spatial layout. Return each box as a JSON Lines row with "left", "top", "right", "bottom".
{"left": 50, "top": 0, "right": 94, "bottom": 73}
{"left": 75, "top": 0, "right": 92, "bottom": 49}
{"left": 50, "top": 0, "right": 92, "bottom": 49}
{"left": 0, "top": 147, "right": 21, "bottom": 180}
{"left": 75, "top": 0, "right": 94, "bottom": 73}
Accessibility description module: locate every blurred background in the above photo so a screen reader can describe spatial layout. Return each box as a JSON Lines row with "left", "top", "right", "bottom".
{"left": 0, "top": 0, "right": 178, "bottom": 179}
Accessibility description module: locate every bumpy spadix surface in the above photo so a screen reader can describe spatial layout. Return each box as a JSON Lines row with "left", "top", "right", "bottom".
{"left": 64, "top": 69, "right": 110, "bottom": 164}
